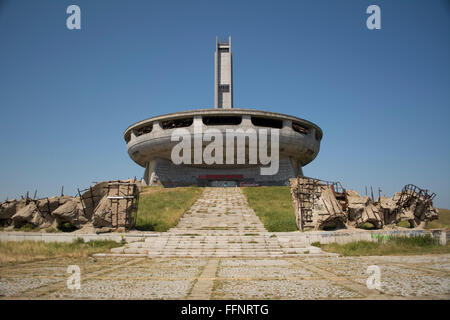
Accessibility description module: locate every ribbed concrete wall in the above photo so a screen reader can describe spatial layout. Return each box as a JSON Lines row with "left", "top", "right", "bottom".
{"left": 146, "top": 157, "right": 297, "bottom": 186}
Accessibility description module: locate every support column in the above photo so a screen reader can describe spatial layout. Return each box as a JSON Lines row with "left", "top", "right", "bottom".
{"left": 289, "top": 158, "right": 304, "bottom": 177}
{"left": 142, "top": 162, "right": 150, "bottom": 186}
{"left": 282, "top": 119, "right": 292, "bottom": 129}
{"left": 142, "top": 160, "right": 157, "bottom": 186}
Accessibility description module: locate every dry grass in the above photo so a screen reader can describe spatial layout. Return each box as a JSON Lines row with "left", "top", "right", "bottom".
{"left": 426, "top": 208, "right": 450, "bottom": 229}
{"left": 136, "top": 186, "right": 204, "bottom": 231}
{"left": 394, "top": 208, "right": 450, "bottom": 229}
{"left": 0, "top": 239, "right": 121, "bottom": 266}
{"left": 319, "top": 235, "right": 450, "bottom": 256}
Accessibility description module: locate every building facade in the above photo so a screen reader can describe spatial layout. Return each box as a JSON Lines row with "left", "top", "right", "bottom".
{"left": 124, "top": 37, "right": 323, "bottom": 187}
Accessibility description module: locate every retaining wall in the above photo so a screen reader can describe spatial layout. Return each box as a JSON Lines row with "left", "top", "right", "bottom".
{"left": 0, "top": 232, "right": 154, "bottom": 243}
{"left": 0, "top": 229, "right": 447, "bottom": 245}
{"left": 275, "top": 229, "right": 449, "bottom": 246}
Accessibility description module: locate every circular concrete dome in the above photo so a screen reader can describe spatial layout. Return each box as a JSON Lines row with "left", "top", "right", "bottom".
{"left": 124, "top": 108, "right": 322, "bottom": 170}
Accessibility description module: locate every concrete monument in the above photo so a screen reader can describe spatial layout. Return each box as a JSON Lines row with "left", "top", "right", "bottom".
{"left": 124, "top": 37, "right": 323, "bottom": 187}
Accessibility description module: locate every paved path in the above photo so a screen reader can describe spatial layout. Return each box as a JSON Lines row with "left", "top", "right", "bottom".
{"left": 2, "top": 187, "right": 448, "bottom": 299}
{"left": 1, "top": 255, "right": 449, "bottom": 299}
{"left": 106, "top": 187, "right": 326, "bottom": 258}
{"left": 187, "top": 259, "right": 219, "bottom": 299}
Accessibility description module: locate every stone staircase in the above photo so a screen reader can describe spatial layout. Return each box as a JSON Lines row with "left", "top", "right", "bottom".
{"left": 106, "top": 187, "right": 327, "bottom": 258}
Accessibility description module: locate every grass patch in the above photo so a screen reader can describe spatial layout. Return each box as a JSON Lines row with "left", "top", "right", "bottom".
{"left": 14, "top": 223, "right": 40, "bottom": 232}
{"left": 242, "top": 186, "right": 297, "bottom": 232}
{"left": 135, "top": 186, "right": 203, "bottom": 232}
{"left": 356, "top": 222, "right": 376, "bottom": 230}
{"left": 394, "top": 208, "right": 450, "bottom": 229}
{"left": 396, "top": 220, "right": 411, "bottom": 228}
{"left": 0, "top": 239, "right": 122, "bottom": 265}
{"left": 426, "top": 208, "right": 450, "bottom": 229}
{"left": 318, "top": 234, "right": 450, "bottom": 256}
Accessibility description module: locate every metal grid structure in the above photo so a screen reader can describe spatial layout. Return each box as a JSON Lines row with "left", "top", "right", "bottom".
{"left": 77, "top": 185, "right": 104, "bottom": 219}
{"left": 326, "top": 180, "right": 348, "bottom": 212}
{"left": 294, "top": 178, "right": 320, "bottom": 230}
{"left": 292, "top": 176, "right": 349, "bottom": 231}
{"left": 395, "top": 184, "right": 436, "bottom": 214}
{"left": 105, "top": 179, "right": 139, "bottom": 230}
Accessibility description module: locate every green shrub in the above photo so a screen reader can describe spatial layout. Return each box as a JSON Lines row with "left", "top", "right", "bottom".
{"left": 396, "top": 221, "right": 412, "bottom": 228}
{"left": 59, "top": 222, "right": 77, "bottom": 232}
{"left": 15, "top": 223, "right": 39, "bottom": 232}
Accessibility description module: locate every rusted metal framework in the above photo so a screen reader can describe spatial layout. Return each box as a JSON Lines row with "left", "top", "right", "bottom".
{"left": 77, "top": 186, "right": 103, "bottom": 219}
{"left": 394, "top": 184, "right": 436, "bottom": 219}
{"left": 291, "top": 176, "right": 349, "bottom": 231}
{"left": 294, "top": 177, "right": 319, "bottom": 230}
{"left": 326, "top": 181, "right": 348, "bottom": 212}
{"left": 291, "top": 177, "right": 439, "bottom": 231}
{"left": 395, "top": 184, "right": 436, "bottom": 208}
{"left": 105, "top": 179, "right": 139, "bottom": 230}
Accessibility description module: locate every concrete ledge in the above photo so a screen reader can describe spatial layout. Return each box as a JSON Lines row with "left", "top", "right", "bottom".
{"left": 0, "top": 231, "right": 160, "bottom": 243}
{"left": 93, "top": 253, "right": 147, "bottom": 258}
{"left": 0, "top": 229, "right": 447, "bottom": 245}
{"left": 273, "top": 229, "right": 449, "bottom": 246}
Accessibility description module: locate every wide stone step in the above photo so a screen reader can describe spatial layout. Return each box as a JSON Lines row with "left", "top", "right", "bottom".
{"left": 107, "top": 243, "right": 328, "bottom": 257}
{"left": 149, "top": 247, "right": 282, "bottom": 250}
{"left": 141, "top": 242, "right": 283, "bottom": 246}
{"left": 100, "top": 188, "right": 336, "bottom": 258}
{"left": 174, "top": 230, "right": 267, "bottom": 233}
{"left": 144, "top": 237, "right": 274, "bottom": 242}
{"left": 147, "top": 239, "right": 279, "bottom": 243}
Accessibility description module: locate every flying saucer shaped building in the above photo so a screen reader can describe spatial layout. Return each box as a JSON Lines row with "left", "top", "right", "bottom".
{"left": 124, "top": 37, "right": 323, "bottom": 187}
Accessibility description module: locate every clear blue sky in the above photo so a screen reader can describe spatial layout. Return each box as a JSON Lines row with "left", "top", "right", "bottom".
{"left": 0, "top": 0, "right": 449, "bottom": 207}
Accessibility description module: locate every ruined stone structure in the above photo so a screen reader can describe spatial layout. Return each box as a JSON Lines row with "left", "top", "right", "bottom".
{"left": 290, "top": 177, "right": 439, "bottom": 231}
{"left": 124, "top": 37, "right": 323, "bottom": 187}
{"left": 0, "top": 180, "right": 140, "bottom": 232}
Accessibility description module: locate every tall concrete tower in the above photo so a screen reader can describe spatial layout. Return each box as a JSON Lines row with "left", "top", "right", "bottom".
{"left": 214, "top": 36, "right": 233, "bottom": 109}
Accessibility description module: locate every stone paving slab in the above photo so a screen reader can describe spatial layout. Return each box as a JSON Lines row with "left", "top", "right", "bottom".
{"left": 1, "top": 255, "right": 449, "bottom": 299}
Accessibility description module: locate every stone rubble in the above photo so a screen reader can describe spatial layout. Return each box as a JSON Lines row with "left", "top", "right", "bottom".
{"left": 0, "top": 179, "right": 141, "bottom": 232}
{"left": 290, "top": 177, "right": 439, "bottom": 231}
